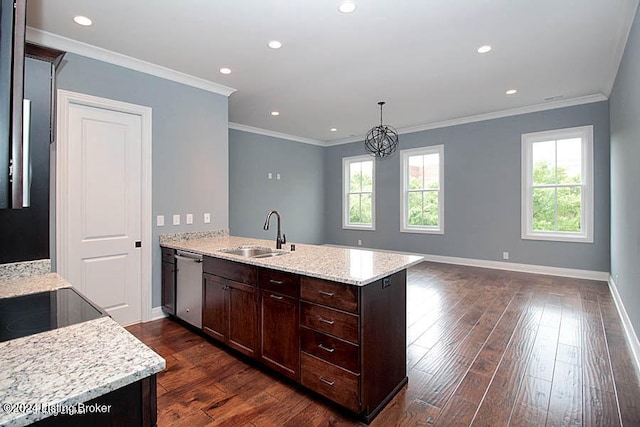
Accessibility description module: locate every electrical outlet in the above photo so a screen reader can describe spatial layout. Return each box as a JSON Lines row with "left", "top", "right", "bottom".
{"left": 156, "top": 215, "right": 164, "bottom": 227}
{"left": 173, "top": 214, "right": 180, "bottom": 225}
{"left": 502, "top": 251, "right": 509, "bottom": 260}
{"left": 276, "top": 173, "right": 281, "bottom": 180}
{"left": 268, "top": 173, "right": 272, "bottom": 180}
{"left": 186, "top": 213, "right": 193, "bottom": 224}
{"left": 204, "top": 213, "right": 211, "bottom": 224}
{"left": 357, "top": 239, "right": 362, "bottom": 246}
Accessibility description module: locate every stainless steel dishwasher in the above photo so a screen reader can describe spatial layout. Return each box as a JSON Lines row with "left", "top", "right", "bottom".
{"left": 175, "top": 250, "right": 203, "bottom": 328}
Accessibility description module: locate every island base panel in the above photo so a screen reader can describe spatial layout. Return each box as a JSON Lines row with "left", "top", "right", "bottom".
{"left": 33, "top": 375, "right": 157, "bottom": 427}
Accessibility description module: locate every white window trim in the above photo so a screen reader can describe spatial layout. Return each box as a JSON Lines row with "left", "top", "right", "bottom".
{"left": 342, "top": 155, "right": 376, "bottom": 231}
{"left": 521, "top": 125, "right": 594, "bottom": 243}
{"left": 400, "top": 145, "right": 444, "bottom": 234}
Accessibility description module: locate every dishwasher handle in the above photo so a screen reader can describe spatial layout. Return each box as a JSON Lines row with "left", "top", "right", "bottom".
{"left": 175, "top": 251, "right": 203, "bottom": 263}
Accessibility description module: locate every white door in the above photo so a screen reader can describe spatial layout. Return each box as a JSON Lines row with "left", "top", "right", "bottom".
{"left": 64, "top": 102, "right": 142, "bottom": 325}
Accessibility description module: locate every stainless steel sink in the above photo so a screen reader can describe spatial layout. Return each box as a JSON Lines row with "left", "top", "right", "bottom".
{"left": 219, "top": 246, "right": 287, "bottom": 258}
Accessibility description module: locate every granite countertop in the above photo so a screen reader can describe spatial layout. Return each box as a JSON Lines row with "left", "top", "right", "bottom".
{"left": 0, "top": 274, "right": 165, "bottom": 427}
{"left": 161, "top": 235, "right": 423, "bottom": 286}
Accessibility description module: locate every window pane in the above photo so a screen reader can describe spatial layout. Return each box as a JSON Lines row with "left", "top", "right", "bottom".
{"left": 557, "top": 138, "right": 582, "bottom": 184}
{"left": 424, "top": 154, "right": 440, "bottom": 189}
{"left": 349, "top": 163, "right": 362, "bottom": 192}
{"left": 423, "top": 191, "right": 439, "bottom": 226}
{"left": 532, "top": 140, "right": 556, "bottom": 185}
{"left": 557, "top": 186, "right": 581, "bottom": 232}
{"left": 361, "top": 161, "right": 373, "bottom": 192}
{"left": 408, "top": 192, "right": 423, "bottom": 226}
{"left": 349, "top": 194, "right": 361, "bottom": 223}
{"left": 408, "top": 155, "right": 424, "bottom": 190}
{"left": 532, "top": 188, "right": 556, "bottom": 231}
{"left": 361, "top": 193, "right": 372, "bottom": 224}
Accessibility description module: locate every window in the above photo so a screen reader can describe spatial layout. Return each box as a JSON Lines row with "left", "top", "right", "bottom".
{"left": 521, "top": 125, "right": 593, "bottom": 242}
{"left": 343, "top": 155, "right": 375, "bottom": 230}
{"left": 401, "top": 145, "right": 444, "bottom": 234}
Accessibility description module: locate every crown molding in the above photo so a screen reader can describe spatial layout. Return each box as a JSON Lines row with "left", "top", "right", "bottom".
{"left": 603, "top": 0, "right": 640, "bottom": 96}
{"left": 229, "top": 122, "right": 325, "bottom": 146}
{"left": 324, "top": 93, "right": 609, "bottom": 146}
{"left": 26, "top": 27, "right": 237, "bottom": 97}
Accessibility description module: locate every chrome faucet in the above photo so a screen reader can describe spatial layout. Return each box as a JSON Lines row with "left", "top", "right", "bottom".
{"left": 263, "top": 210, "right": 286, "bottom": 249}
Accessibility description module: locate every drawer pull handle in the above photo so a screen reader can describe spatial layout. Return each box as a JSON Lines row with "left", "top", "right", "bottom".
{"left": 270, "top": 294, "right": 284, "bottom": 300}
{"left": 319, "top": 377, "right": 335, "bottom": 387}
{"left": 318, "top": 343, "right": 335, "bottom": 353}
{"left": 269, "top": 279, "right": 284, "bottom": 285}
{"left": 318, "top": 317, "right": 335, "bottom": 325}
{"left": 318, "top": 290, "right": 335, "bottom": 297}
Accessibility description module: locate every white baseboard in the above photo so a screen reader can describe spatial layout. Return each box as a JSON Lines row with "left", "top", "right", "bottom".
{"left": 418, "top": 253, "right": 610, "bottom": 281}
{"left": 149, "top": 306, "right": 169, "bottom": 322}
{"left": 607, "top": 275, "right": 640, "bottom": 375}
{"left": 325, "top": 244, "right": 609, "bottom": 281}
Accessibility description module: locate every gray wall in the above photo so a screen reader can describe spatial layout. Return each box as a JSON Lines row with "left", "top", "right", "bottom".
{"left": 325, "top": 102, "right": 611, "bottom": 272}
{"left": 56, "top": 53, "right": 229, "bottom": 308}
{"left": 610, "top": 6, "right": 640, "bottom": 338}
{"left": 229, "top": 129, "right": 324, "bottom": 244}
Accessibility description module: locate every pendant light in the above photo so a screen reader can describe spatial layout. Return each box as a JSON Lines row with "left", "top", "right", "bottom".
{"left": 364, "top": 101, "right": 399, "bottom": 158}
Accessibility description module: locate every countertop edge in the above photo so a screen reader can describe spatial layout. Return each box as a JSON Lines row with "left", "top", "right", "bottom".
{"left": 161, "top": 238, "right": 424, "bottom": 286}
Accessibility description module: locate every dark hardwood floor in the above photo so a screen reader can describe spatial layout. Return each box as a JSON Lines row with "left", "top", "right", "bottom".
{"left": 126, "top": 262, "right": 640, "bottom": 426}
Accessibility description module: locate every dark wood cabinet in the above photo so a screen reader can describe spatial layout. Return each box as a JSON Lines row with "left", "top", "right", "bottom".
{"left": 202, "top": 266, "right": 258, "bottom": 358}
{"left": 259, "top": 289, "right": 300, "bottom": 380}
{"left": 160, "top": 248, "right": 176, "bottom": 315}
{"left": 34, "top": 375, "right": 157, "bottom": 427}
{"left": 195, "top": 254, "right": 407, "bottom": 423}
{"left": 300, "top": 270, "right": 408, "bottom": 423}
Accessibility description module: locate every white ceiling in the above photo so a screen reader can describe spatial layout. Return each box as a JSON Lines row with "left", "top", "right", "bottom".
{"left": 25, "top": 0, "right": 639, "bottom": 145}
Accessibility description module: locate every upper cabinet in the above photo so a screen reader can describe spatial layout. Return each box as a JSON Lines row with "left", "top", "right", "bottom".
{"left": 0, "top": 0, "right": 63, "bottom": 211}
{"left": 0, "top": 0, "right": 65, "bottom": 263}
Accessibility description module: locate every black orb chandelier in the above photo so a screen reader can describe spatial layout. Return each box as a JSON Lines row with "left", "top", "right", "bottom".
{"left": 364, "top": 101, "right": 399, "bottom": 158}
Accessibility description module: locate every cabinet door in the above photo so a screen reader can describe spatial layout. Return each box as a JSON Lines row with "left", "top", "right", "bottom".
{"left": 260, "top": 290, "right": 300, "bottom": 380}
{"left": 203, "top": 274, "right": 226, "bottom": 341}
{"left": 161, "top": 261, "right": 175, "bottom": 315}
{"left": 227, "top": 281, "right": 258, "bottom": 358}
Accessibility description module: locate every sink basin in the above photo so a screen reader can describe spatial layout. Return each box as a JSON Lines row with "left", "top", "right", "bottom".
{"left": 219, "top": 246, "right": 287, "bottom": 258}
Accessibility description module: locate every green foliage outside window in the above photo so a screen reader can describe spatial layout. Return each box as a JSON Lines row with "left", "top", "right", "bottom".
{"left": 349, "top": 171, "right": 373, "bottom": 224}
{"left": 407, "top": 177, "right": 439, "bottom": 227}
{"left": 532, "top": 162, "right": 581, "bottom": 233}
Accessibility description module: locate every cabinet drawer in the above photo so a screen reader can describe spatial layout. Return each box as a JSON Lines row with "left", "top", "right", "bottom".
{"left": 258, "top": 268, "right": 299, "bottom": 298}
{"left": 161, "top": 247, "right": 174, "bottom": 263}
{"left": 204, "top": 256, "right": 257, "bottom": 284}
{"left": 301, "top": 326, "right": 359, "bottom": 373}
{"left": 301, "top": 302, "right": 359, "bottom": 343}
{"left": 301, "top": 352, "right": 360, "bottom": 413}
{"left": 300, "top": 277, "right": 358, "bottom": 313}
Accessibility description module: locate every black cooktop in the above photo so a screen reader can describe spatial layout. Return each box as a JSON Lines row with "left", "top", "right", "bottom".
{"left": 0, "top": 288, "right": 107, "bottom": 342}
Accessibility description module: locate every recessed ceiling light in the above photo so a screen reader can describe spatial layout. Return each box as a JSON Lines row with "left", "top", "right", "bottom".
{"left": 268, "top": 40, "right": 283, "bottom": 49}
{"left": 73, "top": 15, "right": 92, "bottom": 26}
{"left": 338, "top": 1, "right": 357, "bottom": 13}
{"left": 219, "top": 68, "right": 231, "bottom": 75}
{"left": 477, "top": 45, "right": 492, "bottom": 54}
{"left": 271, "top": 111, "right": 280, "bottom": 116}
{"left": 330, "top": 128, "right": 337, "bottom": 132}
{"left": 506, "top": 89, "right": 518, "bottom": 95}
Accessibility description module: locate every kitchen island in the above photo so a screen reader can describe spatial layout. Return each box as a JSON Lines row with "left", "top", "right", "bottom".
{"left": 0, "top": 273, "right": 165, "bottom": 427}
{"left": 160, "top": 232, "right": 423, "bottom": 422}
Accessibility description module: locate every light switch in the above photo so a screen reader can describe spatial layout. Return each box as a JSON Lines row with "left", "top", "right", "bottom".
{"left": 173, "top": 214, "right": 180, "bottom": 225}
{"left": 204, "top": 213, "right": 211, "bottom": 223}
{"left": 156, "top": 215, "right": 165, "bottom": 227}
{"left": 186, "top": 213, "right": 193, "bottom": 224}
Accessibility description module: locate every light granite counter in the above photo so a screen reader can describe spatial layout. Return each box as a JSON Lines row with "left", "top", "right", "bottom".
{"left": 161, "top": 235, "right": 423, "bottom": 286}
{"left": 0, "top": 274, "right": 165, "bottom": 427}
